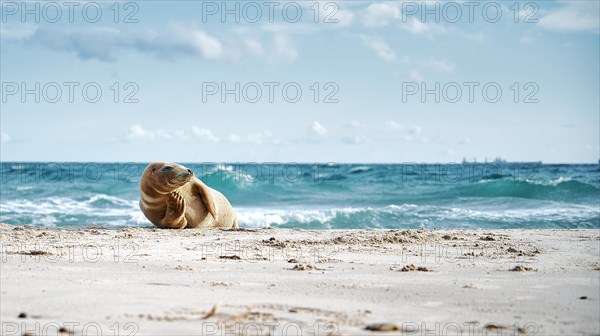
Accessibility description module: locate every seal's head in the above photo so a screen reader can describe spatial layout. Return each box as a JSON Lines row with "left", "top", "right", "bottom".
{"left": 141, "top": 162, "right": 194, "bottom": 194}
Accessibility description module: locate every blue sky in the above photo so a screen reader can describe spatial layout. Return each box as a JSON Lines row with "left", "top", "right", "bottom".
{"left": 1, "top": 0, "right": 598, "bottom": 163}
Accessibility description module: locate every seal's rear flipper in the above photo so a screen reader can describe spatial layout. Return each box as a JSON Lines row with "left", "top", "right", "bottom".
{"left": 195, "top": 181, "right": 218, "bottom": 220}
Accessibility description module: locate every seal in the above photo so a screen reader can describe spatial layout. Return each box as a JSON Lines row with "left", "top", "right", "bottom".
{"left": 139, "top": 162, "right": 238, "bottom": 229}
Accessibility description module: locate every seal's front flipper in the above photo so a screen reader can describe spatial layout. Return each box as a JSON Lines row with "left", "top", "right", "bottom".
{"left": 162, "top": 191, "right": 187, "bottom": 229}
{"left": 194, "top": 180, "right": 218, "bottom": 220}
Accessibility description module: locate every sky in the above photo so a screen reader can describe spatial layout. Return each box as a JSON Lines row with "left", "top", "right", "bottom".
{"left": 0, "top": 0, "right": 598, "bottom": 163}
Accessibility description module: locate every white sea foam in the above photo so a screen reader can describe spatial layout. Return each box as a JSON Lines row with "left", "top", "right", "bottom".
{"left": 524, "top": 176, "right": 573, "bottom": 186}
{"left": 0, "top": 195, "right": 145, "bottom": 227}
{"left": 1, "top": 197, "right": 597, "bottom": 228}
{"left": 349, "top": 166, "right": 372, "bottom": 173}
{"left": 236, "top": 203, "right": 600, "bottom": 228}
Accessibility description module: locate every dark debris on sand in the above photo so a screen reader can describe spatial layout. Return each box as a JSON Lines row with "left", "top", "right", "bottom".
{"left": 365, "top": 323, "right": 399, "bottom": 331}
{"left": 509, "top": 265, "right": 537, "bottom": 272}
{"left": 391, "top": 264, "right": 431, "bottom": 272}
{"left": 290, "top": 264, "right": 321, "bottom": 271}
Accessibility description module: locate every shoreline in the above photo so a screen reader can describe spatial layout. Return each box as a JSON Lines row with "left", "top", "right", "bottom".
{"left": 1, "top": 225, "right": 599, "bottom": 335}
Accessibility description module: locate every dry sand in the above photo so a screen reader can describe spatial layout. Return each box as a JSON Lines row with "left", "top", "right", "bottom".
{"left": 0, "top": 224, "right": 598, "bottom": 335}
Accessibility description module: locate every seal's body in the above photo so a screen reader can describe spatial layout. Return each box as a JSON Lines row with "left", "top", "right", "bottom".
{"left": 139, "top": 162, "right": 237, "bottom": 229}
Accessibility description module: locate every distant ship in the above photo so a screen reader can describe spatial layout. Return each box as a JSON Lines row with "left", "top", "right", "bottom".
{"left": 461, "top": 157, "right": 542, "bottom": 165}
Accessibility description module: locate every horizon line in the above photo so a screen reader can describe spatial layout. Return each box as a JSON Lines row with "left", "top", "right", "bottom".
{"left": 0, "top": 160, "right": 598, "bottom": 165}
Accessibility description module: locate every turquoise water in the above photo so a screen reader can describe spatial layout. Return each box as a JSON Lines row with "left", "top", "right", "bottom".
{"left": 0, "top": 162, "right": 598, "bottom": 229}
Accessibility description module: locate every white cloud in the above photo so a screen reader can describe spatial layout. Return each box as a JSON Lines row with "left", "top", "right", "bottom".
{"left": 407, "top": 126, "right": 422, "bottom": 135}
{"left": 0, "top": 23, "right": 37, "bottom": 40}
{"left": 305, "top": 1, "right": 355, "bottom": 27}
{"left": 270, "top": 34, "right": 298, "bottom": 64}
{"left": 20, "top": 24, "right": 224, "bottom": 62}
{"left": 386, "top": 122, "right": 423, "bottom": 141}
{"left": 127, "top": 125, "right": 155, "bottom": 141}
{"left": 464, "top": 31, "right": 486, "bottom": 43}
{"left": 244, "top": 39, "right": 264, "bottom": 57}
{"left": 538, "top": 1, "right": 600, "bottom": 34}
{"left": 401, "top": 18, "right": 446, "bottom": 36}
{"left": 127, "top": 125, "right": 278, "bottom": 144}
{"left": 359, "top": 35, "right": 396, "bottom": 61}
{"left": 385, "top": 121, "right": 403, "bottom": 131}
{"left": 341, "top": 135, "right": 369, "bottom": 144}
{"left": 16, "top": 22, "right": 305, "bottom": 64}
{"left": 155, "top": 129, "right": 172, "bottom": 140}
{"left": 332, "top": 6, "right": 356, "bottom": 27}
{"left": 245, "top": 130, "right": 274, "bottom": 144}
{"left": 518, "top": 6, "right": 538, "bottom": 22}
{"left": 191, "top": 126, "right": 220, "bottom": 142}
{"left": 127, "top": 125, "right": 185, "bottom": 141}
{"left": 308, "top": 121, "right": 328, "bottom": 140}
{"left": 458, "top": 138, "right": 471, "bottom": 145}
{"left": 172, "top": 129, "right": 188, "bottom": 141}
{"left": 227, "top": 134, "right": 241, "bottom": 143}
{"left": 170, "top": 23, "right": 223, "bottom": 59}
{"left": 31, "top": 26, "right": 124, "bottom": 61}
{"left": 261, "top": 23, "right": 317, "bottom": 35}
{"left": 363, "top": 3, "right": 400, "bottom": 27}
{"left": 341, "top": 120, "right": 369, "bottom": 144}
{"left": 409, "top": 69, "right": 424, "bottom": 81}
{"left": 425, "top": 57, "right": 454, "bottom": 73}
{"left": 226, "top": 130, "right": 274, "bottom": 144}
{"left": 370, "top": 40, "right": 396, "bottom": 62}
{"left": 0, "top": 132, "right": 11, "bottom": 144}
{"left": 346, "top": 120, "right": 367, "bottom": 130}
{"left": 127, "top": 125, "right": 190, "bottom": 141}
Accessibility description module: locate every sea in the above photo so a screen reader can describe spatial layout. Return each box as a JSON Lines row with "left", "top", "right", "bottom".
{"left": 0, "top": 162, "right": 598, "bottom": 229}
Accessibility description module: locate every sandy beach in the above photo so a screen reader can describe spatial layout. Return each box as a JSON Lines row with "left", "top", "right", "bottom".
{"left": 1, "top": 224, "right": 598, "bottom": 335}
